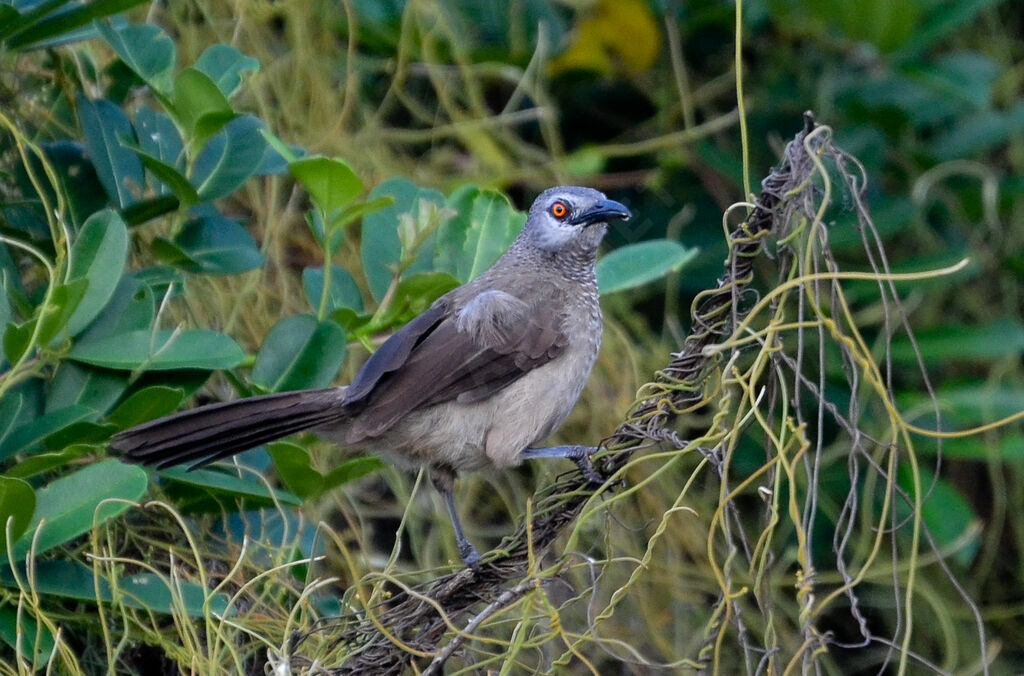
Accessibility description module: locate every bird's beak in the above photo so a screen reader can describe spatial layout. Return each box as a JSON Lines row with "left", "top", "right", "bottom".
{"left": 572, "top": 199, "right": 632, "bottom": 226}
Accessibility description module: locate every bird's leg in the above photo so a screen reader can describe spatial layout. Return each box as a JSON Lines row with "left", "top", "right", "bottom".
{"left": 431, "top": 469, "right": 481, "bottom": 570}
{"left": 521, "top": 445, "right": 604, "bottom": 484}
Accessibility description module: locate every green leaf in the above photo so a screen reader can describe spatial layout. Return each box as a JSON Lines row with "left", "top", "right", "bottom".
{"left": 46, "top": 362, "right": 128, "bottom": 417}
{"left": 68, "top": 329, "right": 245, "bottom": 371}
{"left": 121, "top": 194, "right": 181, "bottom": 226}
{"left": 897, "top": 465, "right": 979, "bottom": 567}
{"left": 367, "top": 271, "right": 460, "bottom": 331}
{"left": 194, "top": 43, "right": 260, "bottom": 98}
{"left": 74, "top": 274, "right": 156, "bottom": 344}
{"left": 0, "top": 394, "right": 26, "bottom": 451}
{"left": 0, "top": 405, "right": 96, "bottom": 462}
{"left": 95, "top": 21, "right": 175, "bottom": 96}
{"left": 11, "top": 460, "right": 147, "bottom": 557}
{"left": 0, "top": 272, "right": 9, "bottom": 349}
{"left": 0, "top": 476, "right": 35, "bottom": 554}
{"left": 169, "top": 212, "right": 265, "bottom": 275}
{"left": 323, "top": 456, "right": 384, "bottom": 490}
{"left": 133, "top": 146, "right": 200, "bottom": 206}
{"left": 171, "top": 67, "right": 235, "bottom": 151}
{"left": 438, "top": 186, "right": 525, "bottom": 282}
{"left": 0, "top": 560, "right": 230, "bottom": 618}
{"left": 888, "top": 320, "right": 1024, "bottom": 366}
{"left": 6, "top": 444, "right": 92, "bottom": 480}
{"left": 361, "top": 178, "right": 445, "bottom": 303}
{"left": 915, "top": 434, "right": 1024, "bottom": 462}
{"left": 290, "top": 156, "right": 363, "bottom": 216}
{"left": 0, "top": 605, "right": 53, "bottom": 669}
{"left": 267, "top": 441, "right": 323, "bottom": 499}
{"left": 106, "top": 386, "right": 185, "bottom": 429}
{"left": 3, "top": 319, "right": 35, "bottom": 364}
{"left": 901, "top": 385, "right": 1024, "bottom": 428}
{"left": 37, "top": 279, "right": 87, "bottom": 345}
{"left": 159, "top": 466, "right": 302, "bottom": 509}
{"left": 2, "top": 0, "right": 147, "bottom": 51}
{"left": 134, "top": 107, "right": 185, "bottom": 197}
{"left": 65, "top": 209, "right": 129, "bottom": 336}
{"left": 193, "top": 115, "right": 268, "bottom": 201}
{"left": 597, "top": 240, "right": 698, "bottom": 294}
{"left": 78, "top": 96, "right": 144, "bottom": 208}
{"left": 40, "top": 141, "right": 109, "bottom": 229}
{"left": 303, "top": 265, "right": 364, "bottom": 315}
{"left": 251, "top": 315, "right": 347, "bottom": 392}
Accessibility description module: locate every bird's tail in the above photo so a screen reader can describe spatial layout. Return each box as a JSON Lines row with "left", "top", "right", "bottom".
{"left": 110, "top": 388, "right": 349, "bottom": 469}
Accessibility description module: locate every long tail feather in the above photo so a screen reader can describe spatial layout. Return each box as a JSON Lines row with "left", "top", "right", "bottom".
{"left": 110, "top": 388, "right": 348, "bottom": 469}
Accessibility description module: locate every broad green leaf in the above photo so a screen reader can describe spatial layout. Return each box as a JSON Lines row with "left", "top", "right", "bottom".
{"left": 65, "top": 209, "right": 129, "bottom": 336}
{"left": 366, "top": 271, "right": 459, "bottom": 332}
{"left": 106, "top": 386, "right": 185, "bottom": 429}
{"left": 0, "top": 560, "right": 229, "bottom": 618}
{"left": 324, "top": 456, "right": 384, "bottom": 490}
{"left": 0, "top": 476, "right": 35, "bottom": 554}
{"left": 303, "top": 265, "right": 364, "bottom": 315}
{"left": 3, "top": 319, "right": 35, "bottom": 364}
{"left": 194, "top": 43, "right": 260, "bottom": 98}
{"left": 6, "top": 444, "right": 92, "bottom": 480}
{"left": 43, "top": 421, "right": 115, "bottom": 452}
{"left": 193, "top": 115, "right": 268, "bottom": 201}
{"left": 172, "top": 67, "right": 235, "bottom": 150}
{"left": 121, "top": 194, "right": 181, "bottom": 226}
{"left": 0, "top": 277, "right": 8, "bottom": 350}
{"left": 11, "top": 460, "right": 147, "bottom": 557}
{"left": 0, "top": 405, "right": 96, "bottom": 462}
{"left": 331, "top": 196, "right": 393, "bottom": 231}
{"left": 95, "top": 21, "right": 175, "bottom": 96}
{"left": 915, "top": 434, "right": 1024, "bottom": 462}
{"left": 159, "top": 466, "right": 302, "bottom": 509}
{"left": 37, "top": 279, "right": 87, "bottom": 345}
{"left": 74, "top": 275, "right": 156, "bottom": 344}
{"left": 252, "top": 315, "right": 347, "bottom": 392}
{"left": 888, "top": 319, "right": 1024, "bottom": 366}
{"left": 267, "top": 441, "right": 324, "bottom": 499}
{"left": 134, "top": 107, "right": 185, "bottom": 197}
{"left": 597, "top": 240, "right": 698, "bottom": 294}
{"left": 0, "top": 605, "right": 53, "bottom": 669}
{"left": 2, "top": 0, "right": 147, "bottom": 51}
{"left": 169, "top": 212, "right": 265, "bottom": 275}
{"left": 901, "top": 385, "right": 1024, "bottom": 428}
{"left": 290, "top": 156, "right": 363, "bottom": 216}
{"left": 40, "top": 141, "right": 108, "bottom": 229}
{"left": 134, "top": 147, "right": 199, "bottom": 205}
{"left": 68, "top": 329, "right": 245, "bottom": 371}
{"left": 46, "top": 362, "right": 128, "bottom": 417}
{"left": 0, "top": 394, "right": 25, "bottom": 451}
{"left": 897, "top": 465, "right": 978, "bottom": 567}
{"left": 438, "top": 186, "right": 525, "bottom": 282}
{"left": 78, "top": 96, "right": 144, "bottom": 208}
{"left": 361, "top": 178, "right": 445, "bottom": 303}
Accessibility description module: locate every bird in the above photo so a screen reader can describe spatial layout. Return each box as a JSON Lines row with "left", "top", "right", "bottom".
{"left": 110, "top": 186, "right": 632, "bottom": 568}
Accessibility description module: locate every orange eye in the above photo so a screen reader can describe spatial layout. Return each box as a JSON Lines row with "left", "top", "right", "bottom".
{"left": 550, "top": 202, "right": 568, "bottom": 219}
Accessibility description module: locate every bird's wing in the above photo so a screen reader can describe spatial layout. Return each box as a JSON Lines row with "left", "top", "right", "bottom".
{"left": 344, "top": 289, "right": 567, "bottom": 442}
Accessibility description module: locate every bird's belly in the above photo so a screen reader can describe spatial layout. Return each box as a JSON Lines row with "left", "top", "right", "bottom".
{"left": 329, "top": 340, "right": 597, "bottom": 473}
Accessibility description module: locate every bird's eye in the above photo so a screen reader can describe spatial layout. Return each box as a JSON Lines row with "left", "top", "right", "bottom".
{"left": 550, "top": 202, "right": 568, "bottom": 219}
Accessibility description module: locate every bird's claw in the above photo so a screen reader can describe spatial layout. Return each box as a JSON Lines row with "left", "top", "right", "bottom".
{"left": 569, "top": 446, "right": 605, "bottom": 485}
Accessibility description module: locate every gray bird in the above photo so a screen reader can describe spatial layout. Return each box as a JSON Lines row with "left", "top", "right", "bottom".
{"left": 111, "top": 186, "right": 631, "bottom": 567}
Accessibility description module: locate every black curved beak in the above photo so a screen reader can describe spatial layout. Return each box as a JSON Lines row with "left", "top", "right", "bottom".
{"left": 572, "top": 199, "right": 632, "bottom": 226}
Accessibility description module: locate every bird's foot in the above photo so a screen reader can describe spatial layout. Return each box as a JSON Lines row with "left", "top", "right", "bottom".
{"left": 567, "top": 445, "right": 605, "bottom": 485}
{"left": 459, "top": 540, "right": 481, "bottom": 571}
{"left": 522, "top": 445, "right": 605, "bottom": 484}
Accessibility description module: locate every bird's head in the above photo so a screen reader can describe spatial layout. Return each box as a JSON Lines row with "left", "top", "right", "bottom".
{"left": 522, "top": 186, "right": 631, "bottom": 255}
